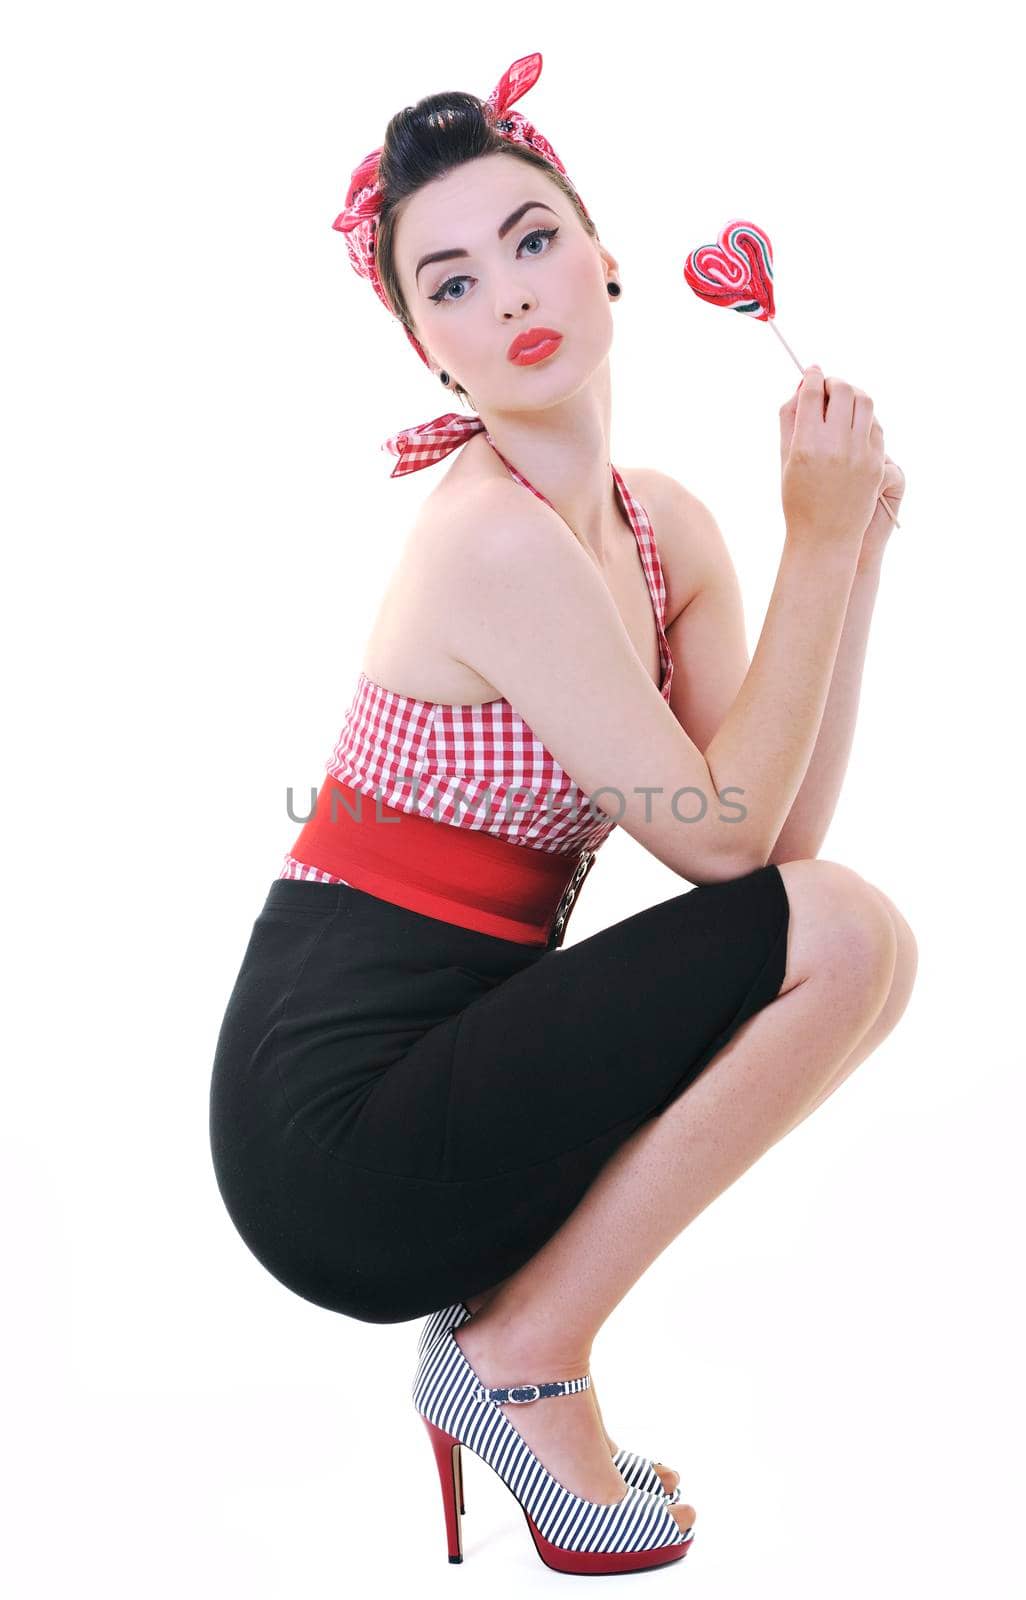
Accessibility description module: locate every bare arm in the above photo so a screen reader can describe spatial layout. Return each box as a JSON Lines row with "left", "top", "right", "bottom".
{"left": 430, "top": 482, "right": 747, "bottom": 886}
{"left": 766, "top": 550, "right": 883, "bottom": 864}
{"left": 657, "top": 476, "right": 877, "bottom": 865}
{"left": 703, "top": 538, "right": 860, "bottom": 867}
{"left": 654, "top": 356, "right": 884, "bottom": 870}
{"left": 430, "top": 478, "right": 858, "bottom": 884}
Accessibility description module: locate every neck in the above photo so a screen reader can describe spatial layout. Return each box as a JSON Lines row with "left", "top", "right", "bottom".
{"left": 477, "top": 362, "right": 624, "bottom": 564}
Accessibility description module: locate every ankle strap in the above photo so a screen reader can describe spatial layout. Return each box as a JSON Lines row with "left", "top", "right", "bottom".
{"left": 475, "top": 1374, "right": 592, "bottom": 1405}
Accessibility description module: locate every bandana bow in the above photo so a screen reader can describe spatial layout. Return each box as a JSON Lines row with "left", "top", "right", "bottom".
{"left": 380, "top": 412, "right": 487, "bottom": 476}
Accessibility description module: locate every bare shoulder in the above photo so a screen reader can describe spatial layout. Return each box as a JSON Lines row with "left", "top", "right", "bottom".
{"left": 425, "top": 460, "right": 551, "bottom": 535}
{"left": 361, "top": 469, "right": 555, "bottom": 704}
{"left": 618, "top": 466, "right": 740, "bottom": 628}
{"left": 402, "top": 433, "right": 544, "bottom": 566}
{"left": 412, "top": 467, "right": 559, "bottom": 585}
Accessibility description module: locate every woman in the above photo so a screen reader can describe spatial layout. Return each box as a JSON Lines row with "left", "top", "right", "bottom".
{"left": 208, "top": 51, "right": 914, "bottom": 1575}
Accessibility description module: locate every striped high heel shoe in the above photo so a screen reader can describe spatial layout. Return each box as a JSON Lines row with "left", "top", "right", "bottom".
{"left": 413, "top": 1321, "right": 695, "bottom": 1574}
{"left": 416, "top": 1301, "right": 683, "bottom": 1507}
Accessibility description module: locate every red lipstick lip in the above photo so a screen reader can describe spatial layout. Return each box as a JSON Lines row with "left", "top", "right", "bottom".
{"left": 507, "top": 326, "right": 563, "bottom": 361}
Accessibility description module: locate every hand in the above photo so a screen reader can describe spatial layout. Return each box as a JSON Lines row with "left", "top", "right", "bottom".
{"left": 779, "top": 367, "right": 887, "bottom": 555}
{"left": 857, "top": 453, "right": 905, "bottom": 571}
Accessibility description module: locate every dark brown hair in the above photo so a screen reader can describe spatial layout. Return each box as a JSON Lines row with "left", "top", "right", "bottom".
{"left": 372, "top": 90, "right": 597, "bottom": 404}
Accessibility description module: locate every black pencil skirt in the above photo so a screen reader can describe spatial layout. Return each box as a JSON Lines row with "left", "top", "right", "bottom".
{"left": 208, "top": 865, "right": 790, "bottom": 1325}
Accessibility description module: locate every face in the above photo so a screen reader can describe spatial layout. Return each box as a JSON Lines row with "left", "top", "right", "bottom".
{"left": 394, "top": 151, "right": 619, "bottom": 411}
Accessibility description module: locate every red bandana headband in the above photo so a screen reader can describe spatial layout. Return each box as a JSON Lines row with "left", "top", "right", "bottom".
{"left": 330, "top": 51, "right": 592, "bottom": 474}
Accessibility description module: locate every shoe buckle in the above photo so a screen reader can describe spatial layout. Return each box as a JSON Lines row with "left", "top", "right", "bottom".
{"left": 507, "top": 1384, "right": 541, "bottom": 1403}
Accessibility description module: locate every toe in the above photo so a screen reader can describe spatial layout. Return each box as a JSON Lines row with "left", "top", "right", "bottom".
{"left": 672, "top": 1502, "right": 697, "bottom": 1537}
{"left": 654, "top": 1461, "right": 680, "bottom": 1495}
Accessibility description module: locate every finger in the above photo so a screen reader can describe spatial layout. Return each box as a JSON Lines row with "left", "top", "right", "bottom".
{"left": 779, "top": 385, "right": 800, "bottom": 454}
{"left": 823, "top": 374, "right": 855, "bottom": 437}
{"left": 882, "top": 456, "right": 904, "bottom": 494}
{"left": 852, "top": 389, "right": 874, "bottom": 437}
{"left": 795, "top": 363, "right": 824, "bottom": 429}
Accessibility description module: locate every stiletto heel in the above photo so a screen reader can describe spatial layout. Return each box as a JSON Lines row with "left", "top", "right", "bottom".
{"left": 422, "top": 1415, "right": 466, "bottom": 1563}
{"left": 413, "top": 1323, "right": 694, "bottom": 1574}
{"left": 416, "top": 1300, "right": 684, "bottom": 1506}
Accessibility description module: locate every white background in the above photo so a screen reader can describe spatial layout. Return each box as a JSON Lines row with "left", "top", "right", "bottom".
{"left": 4, "top": 1, "right": 1023, "bottom": 1594}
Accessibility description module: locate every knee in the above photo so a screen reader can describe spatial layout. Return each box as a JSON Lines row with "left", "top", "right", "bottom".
{"left": 860, "top": 882, "right": 919, "bottom": 1013}
{"left": 775, "top": 858, "right": 899, "bottom": 993}
{"left": 862, "top": 882, "right": 919, "bottom": 982}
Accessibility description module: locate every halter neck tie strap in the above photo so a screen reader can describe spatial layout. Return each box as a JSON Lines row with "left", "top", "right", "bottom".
{"left": 381, "top": 412, "right": 486, "bottom": 477}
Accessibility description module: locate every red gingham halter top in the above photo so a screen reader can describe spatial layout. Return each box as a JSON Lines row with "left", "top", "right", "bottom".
{"left": 280, "top": 416, "right": 674, "bottom": 884}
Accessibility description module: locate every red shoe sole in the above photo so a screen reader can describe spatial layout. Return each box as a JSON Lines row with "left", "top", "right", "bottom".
{"left": 420, "top": 1414, "right": 693, "bottom": 1573}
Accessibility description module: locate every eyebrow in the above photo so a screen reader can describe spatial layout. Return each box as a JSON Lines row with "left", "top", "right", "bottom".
{"left": 415, "top": 201, "right": 560, "bottom": 286}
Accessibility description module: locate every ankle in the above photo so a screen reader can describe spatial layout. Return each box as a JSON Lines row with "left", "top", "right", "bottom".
{"left": 459, "top": 1303, "right": 594, "bottom": 1378}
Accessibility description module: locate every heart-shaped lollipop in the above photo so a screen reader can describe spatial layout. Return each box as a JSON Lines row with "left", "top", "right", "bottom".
{"left": 684, "top": 217, "right": 899, "bottom": 528}
{"left": 683, "top": 219, "right": 775, "bottom": 321}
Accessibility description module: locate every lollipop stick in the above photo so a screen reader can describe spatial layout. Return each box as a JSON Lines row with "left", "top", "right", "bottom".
{"left": 766, "top": 320, "right": 901, "bottom": 529}
{"left": 766, "top": 318, "right": 805, "bottom": 374}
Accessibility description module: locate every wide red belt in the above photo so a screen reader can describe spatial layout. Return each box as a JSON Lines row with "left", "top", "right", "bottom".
{"left": 288, "top": 776, "right": 597, "bottom": 948}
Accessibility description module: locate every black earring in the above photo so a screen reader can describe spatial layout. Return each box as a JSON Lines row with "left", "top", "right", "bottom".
{"left": 439, "top": 370, "right": 449, "bottom": 385}
{"left": 607, "top": 281, "right": 621, "bottom": 298}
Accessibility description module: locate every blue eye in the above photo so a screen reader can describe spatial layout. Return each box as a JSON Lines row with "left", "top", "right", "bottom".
{"left": 428, "top": 227, "right": 559, "bottom": 306}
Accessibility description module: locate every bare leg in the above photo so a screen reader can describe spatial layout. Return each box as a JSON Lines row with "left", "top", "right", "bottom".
{"left": 469, "top": 883, "right": 917, "bottom": 1309}
{"left": 455, "top": 860, "right": 901, "bottom": 1534}
{"left": 462, "top": 872, "right": 918, "bottom": 1505}
{"left": 773, "top": 880, "right": 918, "bottom": 1140}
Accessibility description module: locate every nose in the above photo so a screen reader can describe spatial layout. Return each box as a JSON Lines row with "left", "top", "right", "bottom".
{"left": 500, "top": 293, "right": 537, "bottom": 320}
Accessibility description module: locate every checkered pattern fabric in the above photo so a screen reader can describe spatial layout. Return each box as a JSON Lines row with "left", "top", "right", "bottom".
{"left": 280, "top": 430, "right": 673, "bottom": 880}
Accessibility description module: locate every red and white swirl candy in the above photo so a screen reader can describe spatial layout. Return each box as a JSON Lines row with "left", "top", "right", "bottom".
{"left": 684, "top": 217, "right": 898, "bottom": 528}
{"left": 684, "top": 219, "right": 776, "bottom": 321}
